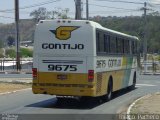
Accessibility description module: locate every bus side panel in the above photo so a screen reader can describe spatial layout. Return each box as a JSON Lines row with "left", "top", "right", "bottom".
{"left": 94, "top": 56, "right": 137, "bottom": 96}
{"left": 122, "top": 56, "right": 137, "bottom": 88}
{"left": 94, "top": 71, "right": 125, "bottom": 96}
{"left": 94, "top": 56, "right": 125, "bottom": 96}
{"left": 128, "top": 56, "right": 137, "bottom": 86}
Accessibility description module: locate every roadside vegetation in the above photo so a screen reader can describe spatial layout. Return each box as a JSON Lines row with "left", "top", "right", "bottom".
{"left": 0, "top": 49, "right": 4, "bottom": 58}
{"left": 0, "top": 82, "right": 31, "bottom": 93}
{"left": 0, "top": 7, "right": 160, "bottom": 54}
{"left": 2, "top": 47, "right": 33, "bottom": 58}
{"left": 130, "top": 93, "right": 160, "bottom": 114}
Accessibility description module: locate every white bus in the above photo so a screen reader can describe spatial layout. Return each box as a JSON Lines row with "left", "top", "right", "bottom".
{"left": 32, "top": 19, "right": 139, "bottom": 101}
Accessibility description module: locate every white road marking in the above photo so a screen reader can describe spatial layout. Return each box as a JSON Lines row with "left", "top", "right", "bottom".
{"left": 127, "top": 94, "right": 152, "bottom": 120}
{"left": 136, "top": 83, "right": 157, "bottom": 87}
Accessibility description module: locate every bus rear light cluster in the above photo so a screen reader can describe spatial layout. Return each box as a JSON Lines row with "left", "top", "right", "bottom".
{"left": 88, "top": 70, "right": 94, "bottom": 82}
{"left": 32, "top": 68, "right": 37, "bottom": 78}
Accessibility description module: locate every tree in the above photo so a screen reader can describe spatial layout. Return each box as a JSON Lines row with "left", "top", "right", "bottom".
{"left": 55, "top": 8, "right": 69, "bottom": 19}
{"left": 30, "top": 7, "right": 70, "bottom": 21}
{"left": 0, "top": 40, "right": 3, "bottom": 48}
{"left": 149, "top": 11, "right": 160, "bottom": 16}
{"left": 30, "top": 7, "right": 49, "bottom": 22}
{"left": 7, "top": 36, "right": 15, "bottom": 46}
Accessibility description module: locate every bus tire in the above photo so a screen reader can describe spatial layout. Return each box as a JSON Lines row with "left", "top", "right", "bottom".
{"left": 102, "top": 78, "right": 113, "bottom": 102}
{"left": 131, "top": 72, "right": 136, "bottom": 90}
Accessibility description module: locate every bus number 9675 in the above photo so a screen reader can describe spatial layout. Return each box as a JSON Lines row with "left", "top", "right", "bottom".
{"left": 48, "top": 64, "right": 77, "bottom": 71}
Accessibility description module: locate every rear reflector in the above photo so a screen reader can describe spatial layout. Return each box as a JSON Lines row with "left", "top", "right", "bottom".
{"left": 32, "top": 68, "right": 37, "bottom": 78}
{"left": 88, "top": 70, "right": 94, "bottom": 82}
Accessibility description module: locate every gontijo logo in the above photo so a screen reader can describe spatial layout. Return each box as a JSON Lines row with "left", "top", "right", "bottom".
{"left": 50, "top": 26, "right": 80, "bottom": 40}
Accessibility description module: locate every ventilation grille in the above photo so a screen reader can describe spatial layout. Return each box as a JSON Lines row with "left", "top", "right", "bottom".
{"left": 96, "top": 73, "right": 102, "bottom": 94}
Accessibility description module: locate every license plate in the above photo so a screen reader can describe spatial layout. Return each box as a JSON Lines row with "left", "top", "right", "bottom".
{"left": 57, "top": 74, "right": 68, "bottom": 80}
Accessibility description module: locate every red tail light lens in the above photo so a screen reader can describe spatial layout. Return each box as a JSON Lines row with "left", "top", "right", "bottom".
{"left": 88, "top": 70, "right": 94, "bottom": 82}
{"left": 32, "top": 68, "right": 37, "bottom": 78}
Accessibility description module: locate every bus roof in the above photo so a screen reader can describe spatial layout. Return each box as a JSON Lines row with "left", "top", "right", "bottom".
{"left": 88, "top": 20, "right": 139, "bottom": 40}
{"left": 39, "top": 19, "right": 139, "bottom": 40}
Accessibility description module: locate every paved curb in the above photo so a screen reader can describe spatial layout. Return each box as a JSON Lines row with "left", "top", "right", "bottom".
{"left": 0, "top": 88, "right": 31, "bottom": 96}
{"left": 127, "top": 94, "right": 152, "bottom": 120}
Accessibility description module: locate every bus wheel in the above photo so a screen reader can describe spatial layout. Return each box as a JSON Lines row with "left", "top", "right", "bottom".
{"left": 102, "top": 79, "right": 113, "bottom": 102}
{"left": 131, "top": 72, "right": 136, "bottom": 90}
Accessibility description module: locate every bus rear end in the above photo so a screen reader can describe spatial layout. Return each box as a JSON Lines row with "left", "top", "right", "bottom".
{"left": 32, "top": 20, "right": 96, "bottom": 97}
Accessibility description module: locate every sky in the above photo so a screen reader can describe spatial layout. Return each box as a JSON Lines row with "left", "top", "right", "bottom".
{"left": 0, "top": 0, "right": 160, "bottom": 24}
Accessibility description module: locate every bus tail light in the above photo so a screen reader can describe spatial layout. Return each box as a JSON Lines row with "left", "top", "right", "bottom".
{"left": 32, "top": 68, "right": 37, "bottom": 78}
{"left": 88, "top": 70, "right": 94, "bottom": 82}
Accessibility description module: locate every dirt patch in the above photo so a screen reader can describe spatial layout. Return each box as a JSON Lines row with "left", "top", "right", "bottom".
{"left": 130, "top": 93, "right": 160, "bottom": 114}
{"left": 0, "top": 82, "right": 31, "bottom": 93}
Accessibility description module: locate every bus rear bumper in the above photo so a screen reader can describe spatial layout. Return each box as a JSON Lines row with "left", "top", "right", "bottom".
{"left": 32, "top": 84, "right": 96, "bottom": 97}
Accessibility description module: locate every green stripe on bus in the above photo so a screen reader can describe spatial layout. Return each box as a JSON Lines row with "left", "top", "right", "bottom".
{"left": 122, "top": 57, "right": 133, "bottom": 87}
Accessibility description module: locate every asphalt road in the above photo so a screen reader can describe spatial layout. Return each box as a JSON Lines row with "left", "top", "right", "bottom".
{"left": 0, "top": 74, "right": 160, "bottom": 120}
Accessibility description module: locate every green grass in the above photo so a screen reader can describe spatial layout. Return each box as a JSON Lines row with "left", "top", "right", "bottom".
{"left": 5, "top": 48, "right": 16, "bottom": 58}
{"left": 20, "top": 48, "right": 33, "bottom": 57}
{"left": 0, "top": 49, "right": 4, "bottom": 58}
{"left": 4, "top": 47, "right": 33, "bottom": 58}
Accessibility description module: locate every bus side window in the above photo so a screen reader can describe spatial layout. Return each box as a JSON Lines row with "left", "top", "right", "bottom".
{"left": 135, "top": 41, "right": 138, "bottom": 54}
{"left": 110, "top": 35, "right": 116, "bottom": 54}
{"left": 132, "top": 40, "right": 137, "bottom": 55}
{"left": 122, "top": 39, "right": 125, "bottom": 54}
{"left": 131, "top": 40, "right": 137, "bottom": 55}
{"left": 124, "top": 39, "right": 130, "bottom": 54}
{"left": 96, "top": 30, "right": 105, "bottom": 54}
{"left": 104, "top": 34, "right": 110, "bottom": 53}
{"left": 116, "top": 37, "right": 123, "bottom": 54}
{"left": 99, "top": 32, "right": 104, "bottom": 53}
{"left": 96, "top": 32, "right": 100, "bottom": 53}
{"left": 132, "top": 41, "right": 134, "bottom": 54}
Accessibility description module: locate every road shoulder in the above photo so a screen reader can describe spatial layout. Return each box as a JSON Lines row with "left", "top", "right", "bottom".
{"left": 127, "top": 92, "right": 160, "bottom": 114}
{"left": 0, "top": 82, "right": 31, "bottom": 95}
